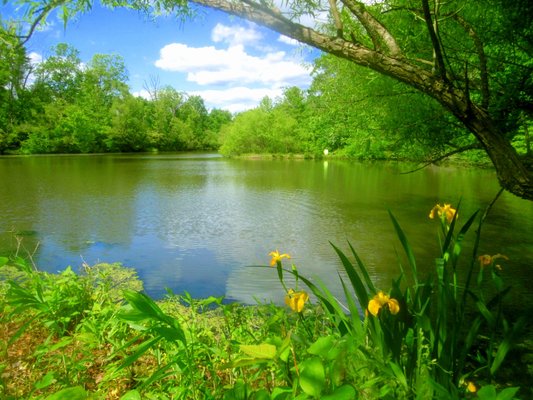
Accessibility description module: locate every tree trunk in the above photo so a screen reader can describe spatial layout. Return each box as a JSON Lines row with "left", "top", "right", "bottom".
{"left": 191, "top": 0, "right": 533, "bottom": 200}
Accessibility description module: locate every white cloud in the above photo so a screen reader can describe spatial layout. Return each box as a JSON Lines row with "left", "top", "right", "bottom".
{"left": 278, "top": 35, "right": 300, "bottom": 46}
{"left": 212, "top": 23, "right": 262, "bottom": 47}
{"left": 133, "top": 89, "right": 152, "bottom": 100}
{"left": 28, "top": 52, "right": 43, "bottom": 65}
{"left": 153, "top": 22, "right": 314, "bottom": 112}
{"left": 191, "top": 86, "right": 283, "bottom": 112}
{"left": 155, "top": 43, "right": 310, "bottom": 86}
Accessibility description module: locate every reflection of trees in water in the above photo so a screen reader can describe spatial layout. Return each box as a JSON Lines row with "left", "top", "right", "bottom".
{"left": 1, "top": 155, "right": 532, "bottom": 306}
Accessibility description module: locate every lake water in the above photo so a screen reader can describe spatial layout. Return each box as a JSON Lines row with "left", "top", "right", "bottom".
{"left": 1, "top": 153, "right": 532, "bottom": 307}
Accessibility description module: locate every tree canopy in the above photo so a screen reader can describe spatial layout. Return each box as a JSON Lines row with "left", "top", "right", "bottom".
{"left": 186, "top": 0, "right": 533, "bottom": 199}
{"left": 3, "top": 0, "right": 533, "bottom": 199}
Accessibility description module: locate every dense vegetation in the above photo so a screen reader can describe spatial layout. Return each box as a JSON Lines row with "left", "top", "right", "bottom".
{"left": 1, "top": 204, "right": 531, "bottom": 399}
{"left": 0, "top": 33, "right": 480, "bottom": 160}
{"left": 0, "top": 37, "right": 232, "bottom": 154}
{"left": 1, "top": 2, "right": 532, "bottom": 398}
{"left": 2, "top": 0, "right": 531, "bottom": 164}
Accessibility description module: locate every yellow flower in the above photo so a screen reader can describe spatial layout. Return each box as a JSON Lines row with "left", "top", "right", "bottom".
{"left": 478, "top": 254, "right": 508, "bottom": 270}
{"left": 466, "top": 381, "right": 477, "bottom": 393}
{"left": 429, "top": 203, "right": 457, "bottom": 224}
{"left": 269, "top": 250, "right": 290, "bottom": 266}
{"left": 285, "top": 289, "right": 309, "bottom": 313}
{"left": 367, "top": 291, "right": 400, "bottom": 317}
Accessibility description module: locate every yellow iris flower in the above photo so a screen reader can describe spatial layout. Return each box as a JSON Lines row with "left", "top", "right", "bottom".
{"left": 466, "top": 381, "right": 477, "bottom": 393}
{"left": 478, "top": 254, "right": 508, "bottom": 270}
{"left": 367, "top": 291, "right": 400, "bottom": 317}
{"left": 269, "top": 250, "right": 291, "bottom": 266}
{"left": 285, "top": 289, "right": 309, "bottom": 313}
{"left": 429, "top": 203, "right": 457, "bottom": 224}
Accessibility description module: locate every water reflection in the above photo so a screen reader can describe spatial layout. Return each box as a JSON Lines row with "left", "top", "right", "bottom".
{"left": 1, "top": 154, "right": 532, "bottom": 307}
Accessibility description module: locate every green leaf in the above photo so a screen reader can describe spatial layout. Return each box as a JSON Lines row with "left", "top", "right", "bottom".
{"left": 45, "top": 386, "right": 87, "bottom": 400}
{"left": 252, "top": 389, "right": 272, "bottom": 400}
{"left": 118, "top": 335, "right": 163, "bottom": 370}
{"left": 496, "top": 387, "right": 520, "bottom": 400}
{"left": 240, "top": 343, "right": 277, "bottom": 359}
{"left": 388, "top": 211, "right": 418, "bottom": 281}
{"left": 477, "top": 384, "right": 497, "bottom": 399}
{"left": 34, "top": 372, "right": 56, "bottom": 390}
{"left": 307, "top": 336, "right": 335, "bottom": 357}
{"left": 271, "top": 387, "right": 293, "bottom": 400}
{"left": 389, "top": 362, "right": 407, "bottom": 389}
{"left": 120, "top": 390, "right": 142, "bottom": 400}
{"left": 299, "top": 357, "right": 325, "bottom": 398}
{"left": 321, "top": 385, "right": 356, "bottom": 400}
{"left": 330, "top": 242, "right": 369, "bottom": 308}
{"left": 0, "top": 256, "right": 8, "bottom": 267}
{"left": 348, "top": 241, "right": 376, "bottom": 294}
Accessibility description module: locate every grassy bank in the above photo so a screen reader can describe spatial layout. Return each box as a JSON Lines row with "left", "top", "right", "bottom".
{"left": 1, "top": 204, "right": 532, "bottom": 399}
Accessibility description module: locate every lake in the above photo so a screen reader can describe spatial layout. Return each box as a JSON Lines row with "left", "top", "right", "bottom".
{"left": 1, "top": 153, "right": 532, "bottom": 307}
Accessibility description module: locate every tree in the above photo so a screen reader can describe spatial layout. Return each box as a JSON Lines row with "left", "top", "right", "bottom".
{"left": 307, "top": 53, "right": 466, "bottom": 159}
{"left": 32, "top": 43, "right": 82, "bottom": 103}
{"left": 185, "top": 0, "right": 533, "bottom": 199}
{"left": 16, "top": 0, "right": 533, "bottom": 199}
{"left": 0, "top": 21, "right": 33, "bottom": 153}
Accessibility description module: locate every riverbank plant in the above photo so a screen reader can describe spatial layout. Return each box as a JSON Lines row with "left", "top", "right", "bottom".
{"left": 266, "top": 203, "right": 526, "bottom": 398}
{"left": 0, "top": 202, "right": 529, "bottom": 399}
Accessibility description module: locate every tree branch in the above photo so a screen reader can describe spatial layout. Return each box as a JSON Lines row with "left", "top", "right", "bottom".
{"left": 328, "top": 0, "right": 344, "bottom": 38}
{"left": 340, "top": 0, "right": 402, "bottom": 57}
{"left": 421, "top": 0, "right": 447, "bottom": 79}
{"left": 452, "top": 14, "right": 490, "bottom": 109}
{"left": 17, "top": 1, "right": 67, "bottom": 45}
{"left": 400, "top": 142, "right": 483, "bottom": 174}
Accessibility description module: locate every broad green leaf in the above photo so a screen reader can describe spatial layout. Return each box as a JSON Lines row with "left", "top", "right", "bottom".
{"left": 0, "top": 256, "right": 8, "bottom": 267}
{"left": 299, "top": 357, "right": 325, "bottom": 397}
{"left": 321, "top": 385, "right": 356, "bottom": 400}
{"left": 307, "top": 335, "right": 335, "bottom": 357}
{"left": 477, "top": 384, "right": 497, "bottom": 399}
{"left": 252, "top": 389, "right": 272, "bottom": 400}
{"left": 496, "top": 387, "right": 520, "bottom": 400}
{"left": 120, "top": 390, "right": 142, "bottom": 400}
{"left": 240, "top": 343, "right": 277, "bottom": 359}
{"left": 45, "top": 386, "right": 87, "bottom": 400}
{"left": 271, "top": 387, "right": 293, "bottom": 400}
{"left": 34, "top": 372, "right": 56, "bottom": 390}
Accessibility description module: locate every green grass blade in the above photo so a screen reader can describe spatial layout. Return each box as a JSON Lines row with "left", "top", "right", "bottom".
{"left": 348, "top": 241, "right": 376, "bottom": 293}
{"left": 339, "top": 275, "right": 364, "bottom": 330}
{"left": 388, "top": 211, "right": 418, "bottom": 283}
{"left": 330, "top": 242, "right": 369, "bottom": 308}
{"left": 119, "top": 335, "right": 163, "bottom": 370}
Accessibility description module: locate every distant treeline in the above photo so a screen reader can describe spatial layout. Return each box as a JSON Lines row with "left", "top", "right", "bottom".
{"left": 1, "top": 36, "right": 528, "bottom": 161}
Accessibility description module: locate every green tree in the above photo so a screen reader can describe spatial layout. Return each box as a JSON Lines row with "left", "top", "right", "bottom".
{"left": 107, "top": 95, "right": 151, "bottom": 152}
{"left": 219, "top": 95, "right": 303, "bottom": 156}
{"left": 177, "top": 95, "right": 209, "bottom": 150}
{"left": 32, "top": 43, "right": 82, "bottom": 103}
{"left": 307, "top": 54, "right": 466, "bottom": 160}
{"left": 163, "top": 0, "right": 530, "bottom": 199}
{"left": 0, "top": 21, "right": 33, "bottom": 153}
{"left": 205, "top": 108, "right": 232, "bottom": 149}
{"left": 148, "top": 86, "right": 186, "bottom": 150}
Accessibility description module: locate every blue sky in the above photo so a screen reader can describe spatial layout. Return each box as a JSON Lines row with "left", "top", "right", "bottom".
{"left": 2, "top": 1, "right": 321, "bottom": 112}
